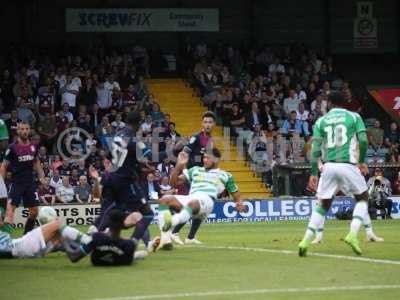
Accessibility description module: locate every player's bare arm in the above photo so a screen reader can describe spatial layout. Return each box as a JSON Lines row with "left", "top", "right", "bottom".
{"left": 230, "top": 191, "right": 245, "bottom": 212}
{"left": 170, "top": 152, "right": 189, "bottom": 188}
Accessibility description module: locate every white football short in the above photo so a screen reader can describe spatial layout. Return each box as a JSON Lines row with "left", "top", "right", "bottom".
{"left": 11, "top": 227, "right": 46, "bottom": 258}
{"left": 0, "top": 176, "right": 7, "bottom": 198}
{"left": 317, "top": 162, "right": 368, "bottom": 199}
{"left": 175, "top": 192, "right": 215, "bottom": 218}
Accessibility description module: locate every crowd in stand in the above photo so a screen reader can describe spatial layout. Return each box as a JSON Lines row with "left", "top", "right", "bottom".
{"left": 1, "top": 42, "right": 400, "bottom": 201}
{"left": 185, "top": 41, "right": 400, "bottom": 189}
{"left": 0, "top": 45, "right": 180, "bottom": 205}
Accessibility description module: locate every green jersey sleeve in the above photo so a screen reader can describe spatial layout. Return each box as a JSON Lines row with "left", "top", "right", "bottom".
{"left": 183, "top": 167, "right": 197, "bottom": 182}
{"left": 0, "top": 119, "right": 9, "bottom": 140}
{"left": 310, "top": 119, "right": 323, "bottom": 176}
{"left": 354, "top": 114, "right": 366, "bottom": 133}
{"left": 225, "top": 173, "right": 238, "bottom": 193}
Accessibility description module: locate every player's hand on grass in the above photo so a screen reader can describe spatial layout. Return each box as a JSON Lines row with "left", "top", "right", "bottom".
{"left": 235, "top": 201, "right": 246, "bottom": 212}
{"left": 358, "top": 163, "right": 369, "bottom": 176}
{"left": 177, "top": 151, "right": 189, "bottom": 166}
{"left": 308, "top": 175, "right": 319, "bottom": 192}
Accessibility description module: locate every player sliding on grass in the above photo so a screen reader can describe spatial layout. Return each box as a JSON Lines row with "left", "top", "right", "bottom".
{"left": 299, "top": 91, "right": 381, "bottom": 256}
{"left": 157, "top": 148, "right": 245, "bottom": 248}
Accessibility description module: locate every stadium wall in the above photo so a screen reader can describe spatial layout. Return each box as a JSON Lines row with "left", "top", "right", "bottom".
{"left": 0, "top": 0, "right": 398, "bottom": 54}
{"left": 12, "top": 197, "right": 400, "bottom": 227}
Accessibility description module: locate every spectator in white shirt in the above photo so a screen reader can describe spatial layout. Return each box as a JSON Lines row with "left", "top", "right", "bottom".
{"left": 49, "top": 169, "right": 63, "bottom": 190}
{"left": 159, "top": 176, "right": 174, "bottom": 196}
{"left": 140, "top": 115, "right": 153, "bottom": 134}
{"left": 59, "top": 103, "right": 74, "bottom": 122}
{"left": 111, "top": 113, "right": 126, "bottom": 131}
{"left": 310, "top": 52, "right": 322, "bottom": 73}
{"left": 60, "top": 74, "right": 79, "bottom": 112}
{"left": 296, "top": 103, "right": 310, "bottom": 121}
{"left": 56, "top": 176, "right": 75, "bottom": 203}
{"left": 311, "top": 94, "right": 328, "bottom": 115}
{"left": 27, "top": 60, "right": 40, "bottom": 83}
{"left": 55, "top": 67, "right": 67, "bottom": 88}
{"left": 268, "top": 58, "right": 285, "bottom": 74}
{"left": 283, "top": 89, "right": 300, "bottom": 116}
{"left": 96, "top": 74, "right": 120, "bottom": 110}
{"left": 295, "top": 83, "right": 307, "bottom": 102}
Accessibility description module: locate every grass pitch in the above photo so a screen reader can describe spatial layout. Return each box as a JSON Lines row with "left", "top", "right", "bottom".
{"left": 1, "top": 220, "right": 400, "bottom": 300}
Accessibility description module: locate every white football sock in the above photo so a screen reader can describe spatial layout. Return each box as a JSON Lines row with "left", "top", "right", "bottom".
{"left": 60, "top": 225, "right": 92, "bottom": 244}
{"left": 303, "top": 206, "right": 327, "bottom": 241}
{"left": 350, "top": 201, "right": 368, "bottom": 236}
{"left": 172, "top": 207, "right": 192, "bottom": 227}
{"left": 363, "top": 211, "right": 374, "bottom": 236}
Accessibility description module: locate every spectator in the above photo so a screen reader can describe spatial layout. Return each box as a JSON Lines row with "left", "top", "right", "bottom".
{"left": 246, "top": 102, "right": 261, "bottom": 130}
{"left": 228, "top": 103, "right": 246, "bottom": 137}
{"left": 159, "top": 176, "right": 174, "bottom": 196}
{"left": 261, "top": 104, "right": 275, "bottom": 129}
{"left": 111, "top": 113, "right": 126, "bottom": 131}
{"left": 157, "top": 156, "right": 174, "bottom": 177}
{"left": 140, "top": 115, "right": 153, "bottom": 134}
{"left": 57, "top": 159, "right": 71, "bottom": 176}
{"left": 368, "top": 120, "right": 385, "bottom": 151}
{"left": 311, "top": 94, "right": 327, "bottom": 115}
{"left": 74, "top": 175, "right": 92, "bottom": 203}
{"left": 385, "top": 122, "right": 400, "bottom": 147}
{"left": 37, "top": 177, "right": 56, "bottom": 205}
{"left": 296, "top": 103, "right": 309, "bottom": 121}
{"left": 281, "top": 111, "right": 309, "bottom": 137}
{"left": 151, "top": 103, "right": 165, "bottom": 126}
{"left": 55, "top": 176, "right": 75, "bottom": 204}
{"left": 283, "top": 89, "right": 300, "bottom": 116}
{"left": 60, "top": 74, "right": 79, "bottom": 113}
{"left": 17, "top": 98, "right": 36, "bottom": 126}
{"left": 69, "top": 168, "right": 80, "bottom": 187}
{"left": 143, "top": 172, "right": 161, "bottom": 201}
{"left": 59, "top": 103, "right": 74, "bottom": 122}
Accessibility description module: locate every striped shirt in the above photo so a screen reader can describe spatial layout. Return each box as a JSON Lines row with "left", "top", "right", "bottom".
{"left": 183, "top": 167, "right": 238, "bottom": 199}
{"left": 0, "top": 231, "right": 13, "bottom": 254}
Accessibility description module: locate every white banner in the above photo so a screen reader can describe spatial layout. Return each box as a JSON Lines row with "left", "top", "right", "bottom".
{"left": 66, "top": 8, "right": 219, "bottom": 32}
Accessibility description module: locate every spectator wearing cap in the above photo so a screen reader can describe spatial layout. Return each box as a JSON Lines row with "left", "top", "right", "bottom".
{"left": 283, "top": 89, "right": 300, "bottom": 117}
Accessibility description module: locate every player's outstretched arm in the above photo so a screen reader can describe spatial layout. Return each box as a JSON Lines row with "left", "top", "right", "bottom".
{"left": 170, "top": 152, "right": 189, "bottom": 188}
{"left": 231, "top": 191, "right": 245, "bottom": 212}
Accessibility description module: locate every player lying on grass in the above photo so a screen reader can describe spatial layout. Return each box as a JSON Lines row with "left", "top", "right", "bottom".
{"left": 0, "top": 207, "right": 91, "bottom": 259}
{"left": 299, "top": 91, "right": 376, "bottom": 257}
{"left": 157, "top": 148, "right": 245, "bottom": 249}
{"left": 66, "top": 208, "right": 157, "bottom": 266}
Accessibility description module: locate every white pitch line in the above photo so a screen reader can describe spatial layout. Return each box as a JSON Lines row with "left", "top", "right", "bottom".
{"left": 190, "top": 245, "right": 400, "bottom": 266}
{"left": 90, "top": 285, "right": 400, "bottom": 300}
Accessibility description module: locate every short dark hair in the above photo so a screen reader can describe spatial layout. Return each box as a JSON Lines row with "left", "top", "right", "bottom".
{"left": 208, "top": 147, "right": 221, "bottom": 159}
{"left": 108, "top": 209, "right": 125, "bottom": 231}
{"left": 202, "top": 111, "right": 216, "bottom": 121}
{"left": 328, "top": 91, "right": 345, "bottom": 106}
{"left": 126, "top": 111, "right": 141, "bottom": 126}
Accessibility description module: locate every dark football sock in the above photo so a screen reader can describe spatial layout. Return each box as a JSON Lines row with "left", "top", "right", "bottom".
{"left": 132, "top": 215, "right": 152, "bottom": 242}
{"left": 172, "top": 222, "right": 185, "bottom": 234}
{"left": 141, "top": 229, "right": 150, "bottom": 247}
{"left": 188, "top": 218, "right": 202, "bottom": 240}
{"left": 24, "top": 217, "right": 36, "bottom": 235}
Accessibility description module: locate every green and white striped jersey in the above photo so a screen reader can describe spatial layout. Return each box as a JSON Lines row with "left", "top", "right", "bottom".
{"left": 313, "top": 108, "right": 366, "bottom": 164}
{"left": 183, "top": 166, "right": 239, "bottom": 199}
{"left": 0, "top": 231, "right": 13, "bottom": 254}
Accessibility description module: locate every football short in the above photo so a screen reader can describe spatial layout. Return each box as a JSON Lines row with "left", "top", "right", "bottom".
{"left": 9, "top": 182, "right": 38, "bottom": 208}
{"left": 0, "top": 176, "right": 7, "bottom": 199}
{"left": 317, "top": 163, "right": 368, "bottom": 199}
{"left": 11, "top": 227, "right": 46, "bottom": 258}
{"left": 175, "top": 192, "right": 215, "bottom": 217}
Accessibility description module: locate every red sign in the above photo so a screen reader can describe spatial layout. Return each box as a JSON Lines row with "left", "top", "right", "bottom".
{"left": 369, "top": 89, "right": 400, "bottom": 119}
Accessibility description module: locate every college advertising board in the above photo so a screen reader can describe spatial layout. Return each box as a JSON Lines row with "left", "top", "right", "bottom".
{"left": 14, "top": 197, "right": 400, "bottom": 228}
{"left": 66, "top": 8, "right": 219, "bottom": 32}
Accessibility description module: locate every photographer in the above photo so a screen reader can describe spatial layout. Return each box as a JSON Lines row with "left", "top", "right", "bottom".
{"left": 367, "top": 168, "right": 393, "bottom": 219}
